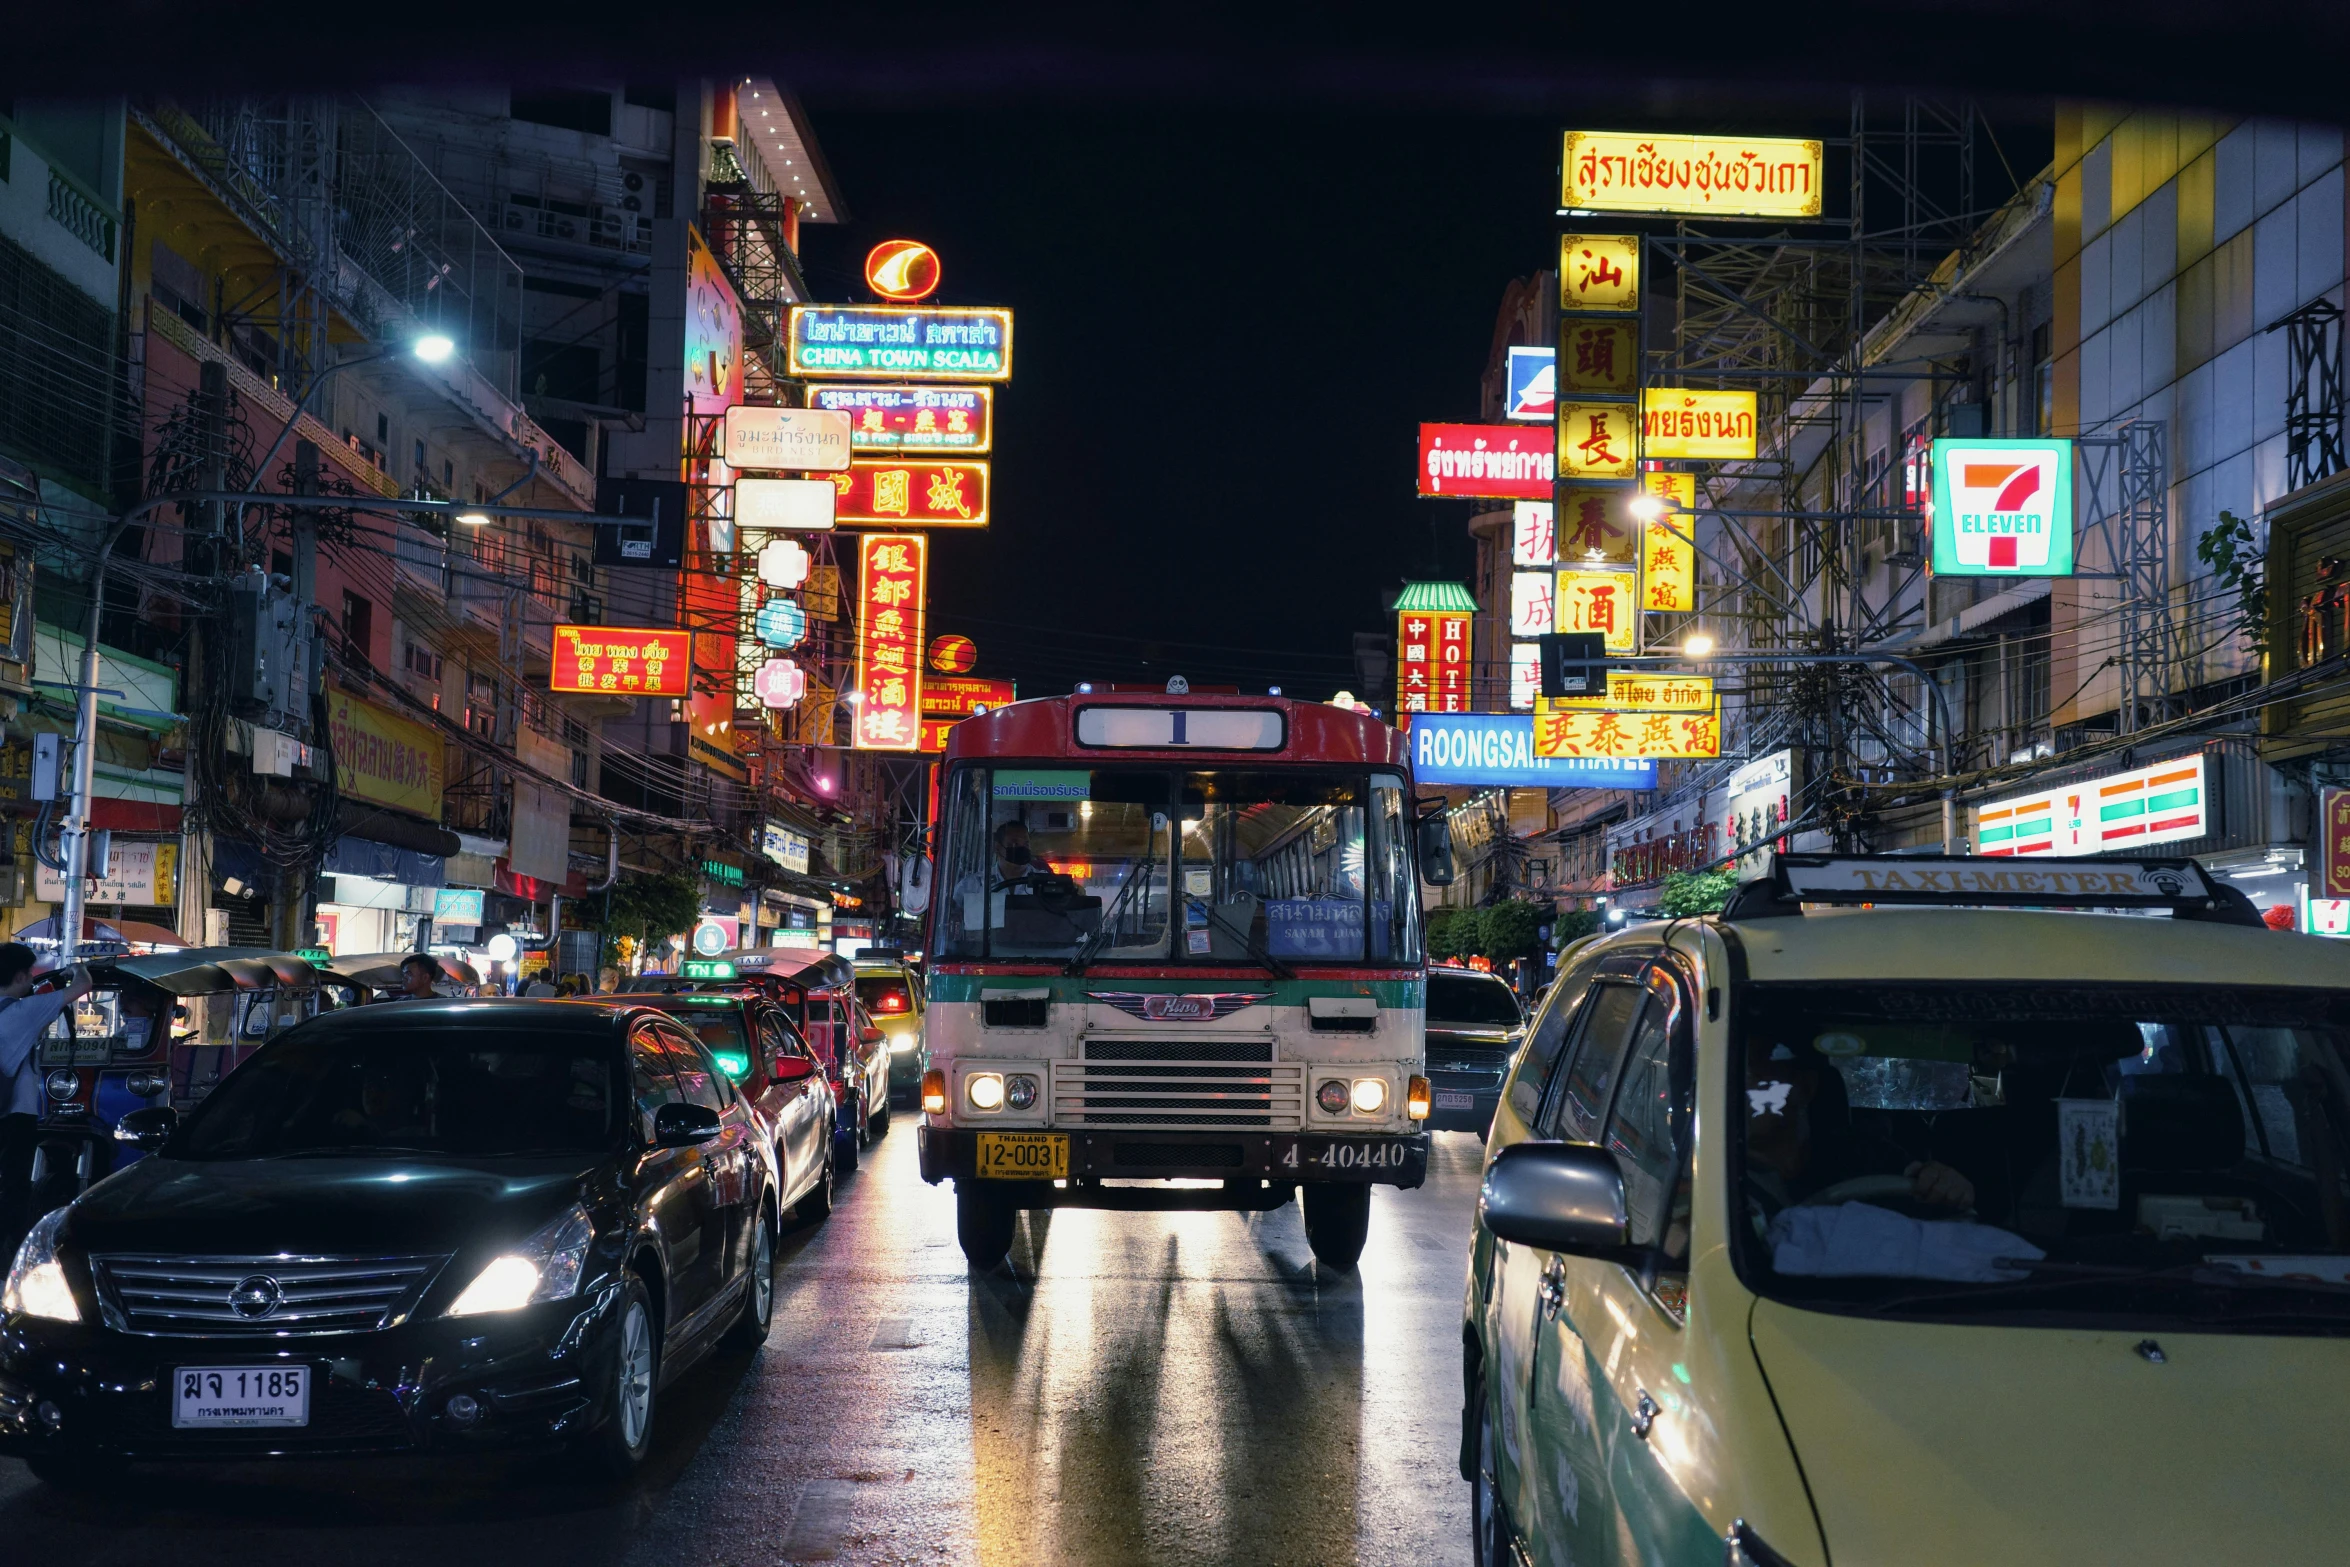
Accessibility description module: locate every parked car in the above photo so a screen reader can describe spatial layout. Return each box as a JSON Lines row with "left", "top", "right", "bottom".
{"left": 623, "top": 949, "right": 889, "bottom": 1173}
{"left": 1463, "top": 853, "right": 2350, "bottom": 1567}
{"left": 0, "top": 999, "right": 777, "bottom": 1485}
{"left": 568, "top": 991, "right": 837, "bottom": 1227}
{"left": 1422, "top": 964, "right": 1527, "bottom": 1137}
{"left": 854, "top": 957, "right": 926, "bottom": 1106}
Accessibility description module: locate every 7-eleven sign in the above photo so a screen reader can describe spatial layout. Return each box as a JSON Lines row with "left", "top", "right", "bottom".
{"left": 1929, "top": 438, "right": 2074, "bottom": 576}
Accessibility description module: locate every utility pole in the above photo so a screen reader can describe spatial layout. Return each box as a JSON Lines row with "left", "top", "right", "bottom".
{"left": 279, "top": 439, "right": 320, "bottom": 951}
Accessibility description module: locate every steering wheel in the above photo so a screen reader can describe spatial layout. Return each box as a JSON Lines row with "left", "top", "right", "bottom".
{"left": 1797, "top": 1174, "right": 1921, "bottom": 1208}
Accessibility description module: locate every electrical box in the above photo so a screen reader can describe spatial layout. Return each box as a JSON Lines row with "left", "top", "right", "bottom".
{"left": 227, "top": 571, "right": 319, "bottom": 731}
{"left": 29, "top": 732, "right": 60, "bottom": 801}
{"left": 592, "top": 478, "right": 688, "bottom": 569}
{"left": 86, "top": 828, "right": 111, "bottom": 881}
{"left": 1537, "top": 632, "right": 1608, "bottom": 700}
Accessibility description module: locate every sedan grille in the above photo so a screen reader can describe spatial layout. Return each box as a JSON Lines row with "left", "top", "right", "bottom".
{"left": 91, "top": 1254, "right": 450, "bottom": 1337}
{"left": 1056, "top": 1041, "right": 1302, "bottom": 1129}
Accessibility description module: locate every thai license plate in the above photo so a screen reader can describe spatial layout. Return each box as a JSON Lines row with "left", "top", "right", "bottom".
{"left": 1435, "top": 1090, "right": 1475, "bottom": 1110}
{"left": 173, "top": 1365, "right": 310, "bottom": 1428}
{"left": 976, "top": 1132, "right": 1067, "bottom": 1179}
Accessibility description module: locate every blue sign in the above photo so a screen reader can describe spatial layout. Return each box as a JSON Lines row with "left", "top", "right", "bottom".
{"left": 1408, "top": 713, "right": 1658, "bottom": 790}
{"left": 1267, "top": 898, "right": 1394, "bottom": 959}
{"left": 432, "top": 886, "right": 485, "bottom": 924}
{"left": 756, "top": 599, "right": 808, "bottom": 649}
{"left": 1504, "top": 347, "right": 1555, "bottom": 423}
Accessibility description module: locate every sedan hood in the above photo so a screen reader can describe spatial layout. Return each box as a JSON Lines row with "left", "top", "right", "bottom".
{"left": 66, "top": 1154, "right": 598, "bottom": 1258}
{"left": 1750, "top": 1297, "right": 2350, "bottom": 1565}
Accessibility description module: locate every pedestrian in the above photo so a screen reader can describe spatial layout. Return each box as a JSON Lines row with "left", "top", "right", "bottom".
{"left": 522, "top": 971, "right": 559, "bottom": 997}
{"left": 395, "top": 952, "right": 443, "bottom": 1000}
{"left": 0, "top": 944, "right": 94, "bottom": 1254}
{"left": 597, "top": 966, "right": 620, "bottom": 995}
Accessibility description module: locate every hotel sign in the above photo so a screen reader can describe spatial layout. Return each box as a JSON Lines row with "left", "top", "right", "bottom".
{"left": 1562, "top": 132, "right": 1825, "bottom": 218}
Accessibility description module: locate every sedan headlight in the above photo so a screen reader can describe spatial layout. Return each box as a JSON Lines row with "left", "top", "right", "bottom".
{"left": 1, "top": 1207, "right": 80, "bottom": 1323}
{"left": 447, "top": 1204, "right": 595, "bottom": 1317}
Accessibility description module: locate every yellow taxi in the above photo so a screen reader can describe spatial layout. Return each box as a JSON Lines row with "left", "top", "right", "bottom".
{"left": 1462, "top": 853, "right": 2350, "bottom": 1567}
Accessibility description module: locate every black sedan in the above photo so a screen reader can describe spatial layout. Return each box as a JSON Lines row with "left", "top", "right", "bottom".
{"left": 1421, "top": 967, "right": 1526, "bottom": 1137}
{"left": 0, "top": 1000, "right": 777, "bottom": 1485}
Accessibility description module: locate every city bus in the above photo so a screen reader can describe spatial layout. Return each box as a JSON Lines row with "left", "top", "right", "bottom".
{"left": 915, "top": 683, "right": 1453, "bottom": 1270}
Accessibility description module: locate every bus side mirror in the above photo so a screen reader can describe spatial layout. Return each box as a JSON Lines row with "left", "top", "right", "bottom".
{"left": 1417, "top": 814, "right": 1456, "bottom": 887}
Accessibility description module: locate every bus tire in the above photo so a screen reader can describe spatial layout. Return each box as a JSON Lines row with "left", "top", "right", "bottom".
{"left": 1302, "top": 1183, "right": 1371, "bottom": 1271}
{"left": 956, "top": 1184, "right": 1016, "bottom": 1271}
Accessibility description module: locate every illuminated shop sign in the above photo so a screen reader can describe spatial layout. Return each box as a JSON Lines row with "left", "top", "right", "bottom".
{"left": 1974, "top": 754, "right": 2209, "bottom": 856}
{"left": 551, "top": 625, "right": 692, "bottom": 697}
{"left": 853, "top": 534, "right": 927, "bottom": 751}
{"left": 1641, "top": 389, "right": 1758, "bottom": 461}
{"left": 1396, "top": 608, "right": 1472, "bottom": 714}
{"left": 865, "top": 239, "right": 943, "bottom": 302}
{"left": 722, "top": 406, "right": 851, "bottom": 471}
{"left": 809, "top": 384, "right": 993, "bottom": 452}
{"left": 1554, "top": 568, "right": 1639, "bottom": 654}
{"left": 1930, "top": 438, "right": 2075, "bottom": 576}
{"left": 1417, "top": 424, "right": 1554, "bottom": 499}
{"left": 1555, "top": 403, "right": 1639, "bottom": 480}
{"left": 786, "top": 305, "right": 1013, "bottom": 381}
{"left": 1556, "top": 234, "right": 1641, "bottom": 312}
{"left": 1541, "top": 672, "right": 1714, "bottom": 713}
{"left": 1535, "top": 706, "right": 1721, "bottom": 761}
{"left": 1407, "top": 712, "right": 1657, "bottom": 790}
{"left": 1511, "top": 501, "right": 1556, "bottom": 566}
{"left": 831, "top": 459, "right": 990, "bottom": 528}
{"left": 1504, "top": 347, "right": 1555, "bottom": 422}
{"left": 1562, "top": 132, "right": 1825, "bottom": 218}
{"left": 1558, "top": 319, "right": 1638, "bottom": 397}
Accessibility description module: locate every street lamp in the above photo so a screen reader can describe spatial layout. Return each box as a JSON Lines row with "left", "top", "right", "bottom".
{"left": 1682, "top": 630, "right": 1717, "bottom": 659}
{"left": 413, "top": 333, "right": 456, "bottom": 364}
{"left": 1627, "top": 492, "right": 1669, "bottom": 521}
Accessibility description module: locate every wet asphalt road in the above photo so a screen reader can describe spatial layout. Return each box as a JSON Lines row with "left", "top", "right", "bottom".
{"left": 0, "top": 1124, "right": 1482, "bottom": 1566}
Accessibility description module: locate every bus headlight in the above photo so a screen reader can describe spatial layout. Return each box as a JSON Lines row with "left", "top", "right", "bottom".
{"left": 1005, "top": 1074, "right": 1039, "bottom": 1111}
{"left": 1316, "top": 1079, "right": 1350, "bottom": 1115}
{"left": 1350, "top": 1077, "right": 1388, "bottom": 1115}
{"left": 966, "top": 1072, "right": 1006, "bottom": 1111}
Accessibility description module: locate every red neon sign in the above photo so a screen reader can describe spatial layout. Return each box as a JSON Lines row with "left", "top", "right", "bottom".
{"left": 854, "top": 534, "right": 927, "bottom": 751}
{"left": 550, "top": 625, "right": 692, "bottom": 697}
{"left": 831, "top": 460, "right": 990, "bottom": 529}
{"left": 865, "top": 239, "right": 943, "bottom": 302}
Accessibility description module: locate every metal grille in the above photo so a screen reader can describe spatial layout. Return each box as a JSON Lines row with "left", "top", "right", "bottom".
{"left": 1057, "top": 1046, "right": 1301, "bottom": 1129}
{"left": 1427, "top": 1049, "right": 1510, "bottom": 1086}
{"left": 92, "top": 1254, "right": 448, "bottom": 1337}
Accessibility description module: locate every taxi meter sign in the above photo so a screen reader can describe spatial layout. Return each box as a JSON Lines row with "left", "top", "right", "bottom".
{"left": 1930, "top": 438, "right": 2075, "bottom": 577}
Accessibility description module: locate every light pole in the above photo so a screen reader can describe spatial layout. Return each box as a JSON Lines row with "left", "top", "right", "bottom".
{"left": 55, "top": 333, "right": 457, "bottom": 969}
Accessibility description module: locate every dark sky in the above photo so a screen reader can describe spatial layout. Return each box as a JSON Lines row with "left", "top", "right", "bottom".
{"left": 797, "top": 98, "right": 2052, "bottom": 703}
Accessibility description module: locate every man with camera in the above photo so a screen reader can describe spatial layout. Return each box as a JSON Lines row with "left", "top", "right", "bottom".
{"left": 0, "top": 943, "right": 95, "bottom": 1256}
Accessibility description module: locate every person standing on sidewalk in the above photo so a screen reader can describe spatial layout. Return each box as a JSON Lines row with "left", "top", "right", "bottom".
{"left": 0, "top": 943, "right": 94, "bottom": 1256}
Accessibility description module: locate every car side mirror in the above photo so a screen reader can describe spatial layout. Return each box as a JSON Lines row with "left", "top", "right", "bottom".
{"left": 861, "top": 1025, "right": 885, "bottom": 1046}
{"left": 1480, "top": 1140, "right": 1633, "bottom": 1258}
{"left": 653, "top": 1102, "right": 722, "bottom": 1147}
{"left": 115, "top": 1105, "right": 178, "bottom": 1150}
{"left": 1417, "top": 814, "right": 1457, "bottom": 887}
{"left": 770, "top": 1055, "right": 817, "bottom": 1083}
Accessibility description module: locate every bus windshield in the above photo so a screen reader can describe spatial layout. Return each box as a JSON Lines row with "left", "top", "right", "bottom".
{"left": 938, "top": 765, "right": 1421, "bottom": 967}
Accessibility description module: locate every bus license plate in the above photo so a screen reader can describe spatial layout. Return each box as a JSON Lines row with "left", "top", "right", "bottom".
{"left": 174, "top": 1365, "right": 310, "bottom": 1428}
{"left": 976, "top": 1132, "right": 1067, "bottom": 1179}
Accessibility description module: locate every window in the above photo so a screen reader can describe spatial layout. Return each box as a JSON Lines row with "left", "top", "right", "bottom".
{"left": 1428, "top": 973, "right": 1524, "bottom": 1027}
{"left": 341, "top": 591, "right": 374, "bottom": 661}
{"left": 466, "top": 670, "right": 501, "bottom": 740}
{"left": 2030, "top": 321, "right": 2054, "bottom": 437}
{"left": 511, "top": 88, "right": 614, "bottom": 137}
{"left": 657, "top": 1026, "right": 730, "bottom": 1112}
{"left": 630, "top": 1028, "right": 683, "bottom": 1142}
{"left": 1505, "top": 958, "right": 1604, "bottom": 1125}
{"left": 404, "top": 642, "right": 442, "bottom": 681}
{"left": 1541, "top": 981, "right": 1645, "bottom": 1141}
{"left": 1603, "top": 974, "right": 1692, "bottom": 1257}
{"left": 413, "top": 438, "right": 427, "bottom": 474}
{"left": 376, "top": 413, "right": 389, "bottom": 446}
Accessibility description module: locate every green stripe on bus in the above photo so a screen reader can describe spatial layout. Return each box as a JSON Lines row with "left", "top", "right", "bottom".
{"left": 927, "top": 973, "right": 1423, "bottom": 1008}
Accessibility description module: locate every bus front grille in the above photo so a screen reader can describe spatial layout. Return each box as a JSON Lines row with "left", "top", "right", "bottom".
{"left": 1055, "top": 1049, "right": 1302, "bottom": 1130}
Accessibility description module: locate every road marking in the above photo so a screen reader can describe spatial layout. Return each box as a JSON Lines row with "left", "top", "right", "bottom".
{"left": 869, "top": 1316, "right": 917, "bottom": 1350}
{"left": 780, "top": 1478, "right": 859, "bottom": 1561}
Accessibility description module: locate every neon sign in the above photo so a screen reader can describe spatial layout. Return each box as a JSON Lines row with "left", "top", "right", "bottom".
{"left": 787, "top": 305, "right": 1012, "bottom": 381}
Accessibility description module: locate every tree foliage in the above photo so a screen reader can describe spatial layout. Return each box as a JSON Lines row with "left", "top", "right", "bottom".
{"left": 1480, "top": 900, "right": 1544, "bottom": 960}
{"left": 1551, "top": 907, "right": 1602, "bottom": 946}
{"left": 1657, "top": 869, "right": 1739, "bottom": 916}
{"left": 570, "top": 871, "right": 703, "bottom": 950}
{"left": 2195, "top": 510, "right": 2267, "bottom": 656}
{"left": 1427, "top": 906, "right": 1481, "bottom": 961}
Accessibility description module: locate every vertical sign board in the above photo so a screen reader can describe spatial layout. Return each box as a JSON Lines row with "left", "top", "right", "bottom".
{"left": 2326, "top": 786, "right": 2350, "bottom": 898}
{"left": 854, "top": 534, "right": 927, "bottom": 751}
{"left": 1395, "top": 609, "right": 1473, "bottom": 714}
{"left": 1974, "top": 754, "right": 2210, "bottom": 856}
{"left": 1930, "top": 439, "right": 2075, "bottom": 576}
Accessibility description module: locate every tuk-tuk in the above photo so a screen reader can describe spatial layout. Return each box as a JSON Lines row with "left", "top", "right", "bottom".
{"left": 28, "top": 947, "right": 329, "bottom": 1212}
{"left": 314, "top": 950, "right": 488, "bottom": 1001}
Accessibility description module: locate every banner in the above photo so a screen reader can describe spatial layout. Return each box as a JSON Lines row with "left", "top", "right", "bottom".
{"left": 853, "top": 535, "right": 927, "bottom": 750}
{"left": 328, "top": 687, "right": 444, "bottom": 819}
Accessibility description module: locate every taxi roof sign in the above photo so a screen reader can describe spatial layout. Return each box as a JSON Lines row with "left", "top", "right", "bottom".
{"left": 682, "top": 958, "right": 738, "bottom": 980}
{"left": 1724, "top": 854, "right": 2260, "bottom": 926}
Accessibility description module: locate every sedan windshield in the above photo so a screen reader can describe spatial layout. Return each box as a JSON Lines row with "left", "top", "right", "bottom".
{"left": 174, "top": 1026, "right": 623, "bottom": 1159}
{"left": 1738, "top": 982, "right": 2350, "bottom": 1325}
{"left": 1429, "top": 972, "right": 1523, "bottom": 1027}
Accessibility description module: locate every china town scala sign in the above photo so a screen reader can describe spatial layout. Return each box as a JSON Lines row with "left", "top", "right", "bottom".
{"left": 1562, "top": 132, "right": 1824, "bottom": 219}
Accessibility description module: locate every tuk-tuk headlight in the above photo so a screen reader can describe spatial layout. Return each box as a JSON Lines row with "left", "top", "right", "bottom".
{"left": 43, "top": 1069, "right": 77, "bottom": 1102}
{"left": 447, "top": 1205, "right": 596, "bottom": 1316}
{"left": 2, "top": 1207, "right": 81, "bottom": 1323}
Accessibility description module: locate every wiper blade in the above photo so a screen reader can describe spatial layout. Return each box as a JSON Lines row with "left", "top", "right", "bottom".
{"left": 1862, "top": 1259, "right": 2350, "bottom": 1315}
{"left": 1069, "top": 849, "right": 1157, "bottom": 973}
{"left": 1200, "top": 905, "right": 1294, "bottom": 980}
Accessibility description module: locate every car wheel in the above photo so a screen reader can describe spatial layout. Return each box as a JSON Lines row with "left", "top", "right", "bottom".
{"left": 870, "top": 1091, "right": 891, "bottom": 1137}
{"left": 724, "top": 1204, "right": 775, "bottom": 1351}
{"left": 1471, "top": 1388, "right": 1508, "bottom": 1567}
{"left": 1302, "top": 1183, "right": 1372, "bottom": 1271}
{"left": 25, "top": 1452, "right": 109, "bottom": 1492}
{"left": 835, "top": 1112, "right": 861, "bottom": 1175}
{"left": 795, "top": 1140, "right": 835, "bottom": 1226}
{"left": 955, "top": 1182, "right": 1016, "bottom": 1270}
{"left": 580, "top": 1275, "right": 659, "bottom": 1480}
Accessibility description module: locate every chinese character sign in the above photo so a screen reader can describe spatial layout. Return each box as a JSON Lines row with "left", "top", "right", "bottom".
{"left": 1555, "top": 569, "right": 1639, "bottom": 654}
{"left": 551, "top": 625, "right": 693, "bottom": 697}
{"left": 1562, "top": 132, "right": 1825, "bottom": 218}
{"left": 1558, "top": 319, "right": 1639, "bottom": 396}
{"left": 1509, "top": 643, "right": 1542, "bottom": 711}
{"left": 809, "top": 384, "right": 993, "bottom": 453}
{"left": 831, "top": 459, "right": 991, "bottom": 528}
{"left": 854, "top": 534, "right": 928, "bottom": 751}
{"left": 1511, "top": 501, "right": 1556, "bottom": 567}
{"left": 1641, "top": 389, "right": 1758, "bottom": 460}
{"left": 1555, "top": 486, "right": 1638, "bottom": 564}
{"left": 1395, "top": 610, "right": 1472, "bottom": 714}
{"left": 1535, "top": 707, "right": 1721, "bottom": 760}
{"left": 1555, "top": 403, "right": 1639, "bottom": 480}
{"left": 1509, "top": 572, "right": 1556, "bottom": 638}
{"left": 1642, "top": 519, "right": 1696, "bottom": 612}
{"left": 1556, "top": 234, "right": 1641, "bottom": 312}
{"left": 2328, "top": 788, "right": 2350, "bottom": 898}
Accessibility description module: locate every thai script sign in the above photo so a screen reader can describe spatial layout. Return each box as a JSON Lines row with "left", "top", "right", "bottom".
{"left": 919, "top": 676, "right": 1017, "bottom": 753}
{"left": 1641, "top": 389, "right": 1758, "bottom": 460}
{"left": 786, "top": 305, "right": 1013, "bottom": 381}
{"left": 1396, "top": 609, "right": 1472, "bottom": 714}
{"left": 1417, "top": 424, "right": 1554, "bottom": 498}
{"left": 1930, "top": 438, "right": 2075, "bottom": 576}
{"left": 853, "top": 535, "right": 927, "bottom": 750}
{"left": 831, "top": 459, "right": 990, "bottom": 528}
{"left": 1555, "top": 403, "right": 1639, "bottom": 479}
{"left": 722, "top": 406, "right": 851, "bottom": 471}
{"left": 328, "top": 686, "right": 445, "bottom": 818}
{"left": 1406, "top": 713, "right": 1658, "bottom": 790}
{"left": 1535, "top": 706, "right": 1721, "bottom": 760}
{"left": 1542, "top": 673, "right": 1715, "bottom": 713}
{"left": 551, "top": 624, "right": 692, "bottom": 697}
{"left": 37, "top": 838, "right": 176, "bottom": 907}
{"left": 1562, "top": 132, "right": 1825, "bottom": 218}
{"left": 810, "top": 384, "right": 993, "bottom": 453}
{"left": 1557, "top": 234, "right": 1641, "bottom": 312}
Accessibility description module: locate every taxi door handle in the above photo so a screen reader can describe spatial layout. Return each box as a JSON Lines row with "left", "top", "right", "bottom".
{"left": 1631, "top": 1389, "right": 1659, "bottom": 1441}
{"left": 1537, "top": 1257, "right": 1566, "bottom": 1321}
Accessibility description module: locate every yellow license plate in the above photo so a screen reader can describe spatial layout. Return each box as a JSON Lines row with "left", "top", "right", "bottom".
{"left": 976, "top": 1132, "right": 1067, "bottom": 1179}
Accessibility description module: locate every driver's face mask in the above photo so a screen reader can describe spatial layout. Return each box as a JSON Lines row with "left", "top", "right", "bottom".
{"left": 1001, "top": 844, "right": 1032, "bottom": 865}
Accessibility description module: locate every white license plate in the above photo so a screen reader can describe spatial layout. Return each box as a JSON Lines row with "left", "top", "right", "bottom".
{"left": 1435, "top": 1090, "right": 1476, "bottom": 1109}
{"left": 173, "top": 1365, "right": 310, "bottom": 1428}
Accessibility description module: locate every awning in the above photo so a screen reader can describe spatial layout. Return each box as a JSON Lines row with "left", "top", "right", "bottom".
{"left": 322, "top": 835, "right": 446, "bottom": 888}
{"left": 10, "top": 914, "right": 185, "bottom": 948}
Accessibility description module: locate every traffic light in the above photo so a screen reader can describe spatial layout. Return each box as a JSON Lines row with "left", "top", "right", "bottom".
{"left": 1537, "top": 632, "right": 1607, "bottom": 699}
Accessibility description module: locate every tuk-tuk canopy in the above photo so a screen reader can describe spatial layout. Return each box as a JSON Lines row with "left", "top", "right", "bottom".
{"left": 84, "top": 946, "right": 326, "bottom": 995}
{"left": 317, "top": 950, "right": 487, "bottom": 992}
